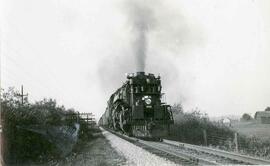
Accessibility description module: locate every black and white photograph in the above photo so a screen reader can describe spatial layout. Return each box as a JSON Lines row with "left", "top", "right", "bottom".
{"left": 1, "top": 0, "right": 270, "bottom": 165}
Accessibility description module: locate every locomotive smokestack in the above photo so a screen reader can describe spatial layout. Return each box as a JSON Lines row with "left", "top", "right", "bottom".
{"left": 136, "top": 71, "right": 145, "bottom": 76}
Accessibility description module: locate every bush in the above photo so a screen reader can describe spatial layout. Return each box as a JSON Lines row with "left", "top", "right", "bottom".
{"left": 168, "top": 105, "right": 234, "bottom": 146}
{"left": 1, "top": 87, "right": 92, "bottom": 164}
{"left": 168, "top": 103, "right": 270, "bottom": 159}
{"left": 238, "top": 135, "right": 270, "bottom": 159}
{"left": 241, "top": 113, "right": 252, "bottom": 121}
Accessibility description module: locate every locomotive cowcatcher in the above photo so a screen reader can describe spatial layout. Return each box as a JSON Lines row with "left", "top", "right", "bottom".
{"left": 99, "top": 72, "right": 173, "bottom": 139}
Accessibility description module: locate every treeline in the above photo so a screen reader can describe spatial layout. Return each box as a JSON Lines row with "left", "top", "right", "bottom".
{"left": 168, "top": 103, "right": 270, "bottom": 159}
{"left": 1, "top": 87, "right": 92, "bottom": 165}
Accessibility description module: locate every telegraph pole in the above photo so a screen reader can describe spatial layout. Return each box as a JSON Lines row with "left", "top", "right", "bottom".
{"left": 18, "top": 85, "right": 28, "bottom": 105}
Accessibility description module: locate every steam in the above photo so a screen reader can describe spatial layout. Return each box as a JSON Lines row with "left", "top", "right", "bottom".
{"left": 134, "top": 28, "right": 146, "bottom": 71}
{"left": 97, "top": 0, "right": 204, "bottom": 106}
{"left": 125, "top": 0, "right": 156, "bottom": 71}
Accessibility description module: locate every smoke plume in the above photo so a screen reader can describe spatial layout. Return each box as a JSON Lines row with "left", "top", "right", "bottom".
{"left": 97, "top": 0, "right": 204, "bottom": 106}
{"left": 125, "top": 0, "right": 156, "bottom": 71}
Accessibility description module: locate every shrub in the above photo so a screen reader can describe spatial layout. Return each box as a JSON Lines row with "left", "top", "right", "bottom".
{"left": 1, "top": 87, "right": 91, "bottom": 164}
{"left": 241, "top": 113, "right": 252, "bottom": 121}
{"left": 167, "top": 103, "right": 270, "bottom": 159}
{"left": 168, "top": 105, "right": 234, "bottom": 146}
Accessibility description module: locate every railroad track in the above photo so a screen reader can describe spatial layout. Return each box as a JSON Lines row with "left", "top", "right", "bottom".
{"left": 138, "top": 139, "right": 217, "bottom": 165}
{"left": 101, "top": 127, "right": 198, "bottom": 165}
{"left": 102, "top": 127, "right": 270, "bottom": 165}
{"left": 163, "top": 139, "right": 270, "bottom": 165}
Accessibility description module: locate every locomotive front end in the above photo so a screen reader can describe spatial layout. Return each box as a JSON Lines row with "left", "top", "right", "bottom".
{"left": 100, "top": 72, "right": 173, "bottom": 140}
{"left": 127, "top": 72, "right": 173, "bottom": 139}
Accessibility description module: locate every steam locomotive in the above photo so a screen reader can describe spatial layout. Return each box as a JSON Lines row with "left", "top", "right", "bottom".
{"left": 99, "top": 72, "right": 173, "bottom": 139}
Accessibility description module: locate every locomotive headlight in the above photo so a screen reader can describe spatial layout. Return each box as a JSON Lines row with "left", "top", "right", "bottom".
{"left": 145, "top": 98, "right": 151, "bottom": 105}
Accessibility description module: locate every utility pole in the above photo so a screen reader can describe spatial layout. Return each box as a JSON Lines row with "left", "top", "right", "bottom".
{"left": 18, "top": 85, "right": 28, "bottom": 105}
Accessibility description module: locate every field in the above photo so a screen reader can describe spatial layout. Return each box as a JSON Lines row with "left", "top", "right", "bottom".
{"left": 232, "top": 121, "right": 270, "bottom": 140}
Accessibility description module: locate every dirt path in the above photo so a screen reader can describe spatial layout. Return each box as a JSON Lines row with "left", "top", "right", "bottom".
{"left": 56, "top": 134, "right": 127, "bottom": 166}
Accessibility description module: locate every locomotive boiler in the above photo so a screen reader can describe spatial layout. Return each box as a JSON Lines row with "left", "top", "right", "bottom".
{"left": 99, "top": 72, "right": 173, "bottom": 139}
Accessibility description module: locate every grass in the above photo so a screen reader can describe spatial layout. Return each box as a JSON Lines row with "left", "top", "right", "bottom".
{"left": 232, "top": 121, "right": 270, "bottom": 141}
{"left": 169, "top": 104, "right": 270, "bottom": 159}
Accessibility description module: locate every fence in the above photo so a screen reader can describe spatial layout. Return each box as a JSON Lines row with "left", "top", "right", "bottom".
{"left": 175, "top": 128, "right": 270, "bottom": 159}
{"left": 202, "top": 129, "right": 238, "bottom": 152}
{"left": 65, "top": 112, "right": 96, "bottom": 127}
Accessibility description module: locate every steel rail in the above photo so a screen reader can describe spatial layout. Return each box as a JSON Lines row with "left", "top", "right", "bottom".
{"left": 163, "top": 139, "right": 270, "bottom": 165}
{"left": 101, "top": 127, "right": 217, "bottom": 165}
{"left": 138, "top": 140, "right": 218, "bottom": 165}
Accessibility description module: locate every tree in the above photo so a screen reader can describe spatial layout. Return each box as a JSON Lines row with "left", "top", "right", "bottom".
{"left": 265, "top": 107, "right": 270, "bottom": 112}
{"left": 241, "top": 113, "right": 252, "bottom": 121}
{"left": 171, "top": 103, "right": 184, "bottom": 115}
{"left": 1, "top": 87, "right": 82, "bottom": 163}
{"left": 1, "top": 87, "right": 29, "bottom": 108}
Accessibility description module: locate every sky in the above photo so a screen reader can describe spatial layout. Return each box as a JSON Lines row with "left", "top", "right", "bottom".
{"left": 1, "top": 0, "right": 270, "bottom": 119}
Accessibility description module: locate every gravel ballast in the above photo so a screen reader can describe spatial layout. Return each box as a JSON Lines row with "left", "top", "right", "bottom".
{"left": 103, "top": 130, "right": 177, "bottom": 166}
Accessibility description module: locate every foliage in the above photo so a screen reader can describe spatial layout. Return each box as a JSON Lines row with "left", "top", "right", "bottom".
{"left": 265, "top": 107, "right": 270, "bottom": 112}
{"left": 1, "top": 87, "right": 91, "bottom": 164}
{"left": 238, "top": 135, "right": 270, "bottom": 158}
{"left": 167, "top": 104, "right": 234, "bottom": 146}
{"left": 167, "top": 103, "right": 270, "bottom": 159}
{"left": 171, "top": 103, "right": 184, "bottom": 115}
{"left": 241, "top": 113, "right": 253, "bottom": 121}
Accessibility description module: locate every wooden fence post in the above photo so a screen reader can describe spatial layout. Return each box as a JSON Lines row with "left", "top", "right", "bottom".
{"left": 77, "top": 112, "right": 79, "bottom": 123}
{"left": 228, "top": 139, "right": 232, "bottom": 150}
{"left": 234, "top": 132, "right": 239, "bottom": 152}
{"left": 203, "top": 129, "right": 207, "bottom": 146}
